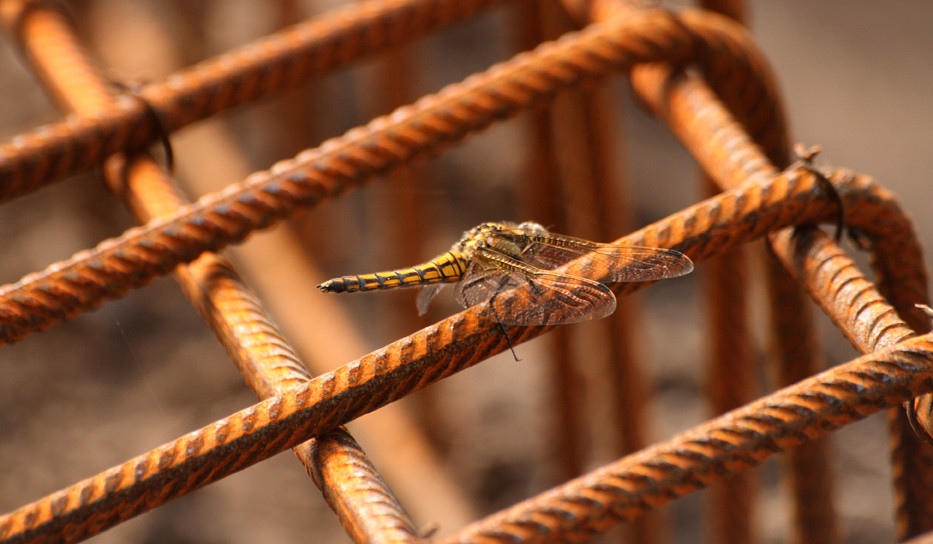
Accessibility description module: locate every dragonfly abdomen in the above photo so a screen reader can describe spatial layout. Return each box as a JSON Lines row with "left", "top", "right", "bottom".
{"left": 318, "top": 251, "right": 467, "bottom": 293}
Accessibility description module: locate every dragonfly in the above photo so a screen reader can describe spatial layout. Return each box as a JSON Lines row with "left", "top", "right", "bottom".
{"left": 317, "top": 221, "right": 693, "bottom": 327}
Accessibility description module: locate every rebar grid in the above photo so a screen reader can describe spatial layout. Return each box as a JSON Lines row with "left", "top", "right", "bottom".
{"left": 0, "top": 6, "right": 732, "bottom": 344}
{"left": 0, "top": 1, "right": 929, "bottom": 544}
{"left": 3, "top": 1, "right": 429, "bottom": 543}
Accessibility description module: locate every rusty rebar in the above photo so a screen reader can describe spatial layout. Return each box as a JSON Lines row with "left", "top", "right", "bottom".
{"left": 764, "top": 249, "right": 838, "bottom": 544}
{"left": 629, "top": 45, "right": 933, "bottom": 538}
{"left": 1, "top": 2, "right": 928, "bottom": 543}
{"left": 514, "top": 0, "right": 589, "bottom": 481}
{"left": 590, "top": 4, "right": 771, "bottom": 541}
{"left": 443, "top": 330, "right": 933, "bottom": 543}
{"left": 2, "top": 2, "right": 426, "bottom": 542}
{"left": 690, "top": 6, "right": 758, "bottom": 542}
{"left": 703, "top": 233, "right": 758, "bottom": 544}
{"left": 769, "top": 227, "right": 915, "bottom": 353}
{"left": 0, "top": 0, "right": 508, "bottom": 200}
{"left": 771, "top": 225, "right": 933, "bottom": 541}
{"left": 0, "top": 7, "right": 754, "bottom": 346}
{"left": 0, "top": 162, "right": 911, "bottom": 542}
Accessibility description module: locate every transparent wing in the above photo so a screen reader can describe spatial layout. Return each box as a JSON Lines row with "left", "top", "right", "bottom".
{"left": 416, "top": 283, "right": 447, "bottom": 315}
{"left": 454, "top": 252, "right": 617, "bottom": 326}
{"left": 492, "top": 228, "right": 694, "bottom": 283}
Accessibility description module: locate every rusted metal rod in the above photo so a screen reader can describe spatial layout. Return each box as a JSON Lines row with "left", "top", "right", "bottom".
{"left": 770, "top": 227, "right": 917, "bottom": 353}
{"left": 442, "top": 329, "right": 933, "bottom": 543}
{"left": 0, "top": 0, "right": 508, "bottom": 200}
{"left": 0, "top": 2, "right": 928, "bottom": 543}
{"left": 0, "top": 8, "right": 744, "bottom": 345}
{"left": 1, "top": 2, "right": 427, "bottom": 542}
{"left": 0, "top": 164, "right": 907, "bottom": 542}
{"left": 630, "top": 40, "right": 933, "bottom": 537}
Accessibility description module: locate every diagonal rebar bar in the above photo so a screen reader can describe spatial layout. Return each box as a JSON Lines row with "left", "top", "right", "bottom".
{"left": 443, "top": 330, "right": 933, "bottom": 543}
{"left": 0, "top": 0, "right": 509, "bottom": 200}
{"left": 1, "top": 2, "right": 430, "bottom": 542}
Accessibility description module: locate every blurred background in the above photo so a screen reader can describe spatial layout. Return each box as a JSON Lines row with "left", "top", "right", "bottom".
{"left": 0, "top": 1, "right": 930, "bottom": 542}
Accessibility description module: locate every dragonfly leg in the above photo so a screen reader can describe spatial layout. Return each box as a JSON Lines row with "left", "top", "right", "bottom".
{"left": 488, "top": 290, "right": 520, "bottom": 362}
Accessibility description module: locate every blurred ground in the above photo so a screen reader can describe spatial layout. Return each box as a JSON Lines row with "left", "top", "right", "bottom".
{"left": 0, "top": 1, "right": 930, "bottom": 543}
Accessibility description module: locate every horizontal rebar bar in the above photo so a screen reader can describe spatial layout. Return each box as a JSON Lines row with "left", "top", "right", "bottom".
{"left": 0, "top": 0, "right": 508, "bottom": 200}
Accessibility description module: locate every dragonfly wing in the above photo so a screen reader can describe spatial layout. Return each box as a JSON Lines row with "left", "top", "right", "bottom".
{"left": 455, "top": 254, "right": 617, "bottom": 326}
{"left": 593, "top": 245, "right": 693, "bottom": 282}
{"left": 416, "top": 283, "right": 447, "bottom": 316}
{"left": 494, "top": 270, "right": 617, "bottom": 325}
{"left": 455, "top": 260, "right": 519, "bottom": 309}
{"left": 501, "top": 232, "right": 693, "bottom": 283}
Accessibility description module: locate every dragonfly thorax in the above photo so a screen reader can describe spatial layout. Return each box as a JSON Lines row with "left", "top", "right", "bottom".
{"left": 454, "top": 221, "right": 548, "bottom": 257}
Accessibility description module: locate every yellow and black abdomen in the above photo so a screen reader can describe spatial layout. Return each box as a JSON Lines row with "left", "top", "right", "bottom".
{"left": 317, "top": 251, "right": 467, "bottom": 293}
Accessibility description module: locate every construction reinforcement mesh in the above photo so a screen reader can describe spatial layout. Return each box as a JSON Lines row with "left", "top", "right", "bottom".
{"left": 0, "top": 1, "right": 932, "bottom": 543}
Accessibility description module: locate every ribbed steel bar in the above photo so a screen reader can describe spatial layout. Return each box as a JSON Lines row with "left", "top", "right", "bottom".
{"left": 0, "top": 163, "right": 879, "bottom": 543}
{"left": 306, "top": 429, "right": 426, "bottom": 544}
{"left": 514, "top": 0, "right": 588, "bottom": 481}
{"left": 172, "top": 123, "right": 477, "bottom": 530}
{"left": 0, "top": 0, "right": 508, "bottom": 201}
{"left": 577, "top": 4, "right": 835, "bottom": 542}
{"left": 111, "top": 161, "right": 426, "bottom": 544}
{"left": 768, "top": 226, "right": 932, "bottom": 541}
{"left": 608, "top": 4, "right": 765, "bottom": 541}
{"left": 703, "top": 228, "right": 757, "bottom": 544}
{"left": 0, "top": 7, "right": 757, "bottom": 346}
{"left": 631, "top": 51, "right": 933, "bottom": 538}
{"left": 179, "top": 252, "right": 425, "bottom": 544}
{"left": 2, "top": 3, "right": 426, "bottom": 543}
{"left": 443, "top": 330, "right": 933, "bottom": 543}
{"left": 769, "top": 227, "right": 915, "bottom": 353}
{"left": 630, "top": 60, "right": 929, "bottom": 344}
{"left": 771, "top": 225, "right": 933, "bottom": 541}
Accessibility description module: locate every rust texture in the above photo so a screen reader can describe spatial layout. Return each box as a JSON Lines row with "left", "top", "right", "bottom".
{"left": 444, "top": 331, "right": 933, "bottom": 543}
{"left": 0, "top": 0, "right": 508, "bottom": 201}
{"left": 0, "top": 1, "right": 929, "bottom": 543}
{"left": 1, "top": 2, "right": 426, "bottom": 543}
